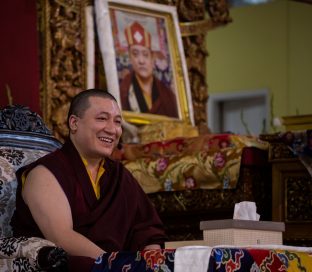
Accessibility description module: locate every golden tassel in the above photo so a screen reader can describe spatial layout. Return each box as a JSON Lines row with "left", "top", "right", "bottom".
{"left": 5, "top": 84, "right": 13, "bottom": 106}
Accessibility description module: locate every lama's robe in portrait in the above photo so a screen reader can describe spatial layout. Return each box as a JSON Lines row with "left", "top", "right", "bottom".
{"left": 120, "top": 71, "right": 179, "bottom": 118}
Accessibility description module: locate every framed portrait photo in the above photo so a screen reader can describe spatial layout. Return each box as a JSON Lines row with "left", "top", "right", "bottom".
{"left": 94, "top": 0, "right": 194, "bottom": 125}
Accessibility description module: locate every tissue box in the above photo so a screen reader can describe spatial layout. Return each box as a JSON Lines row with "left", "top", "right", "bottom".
{"left": 200, "top": 219, "right": 285, "bottom": 246}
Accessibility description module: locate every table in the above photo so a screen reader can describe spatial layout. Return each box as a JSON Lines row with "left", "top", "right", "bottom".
{"left": 90, "top": 245, "right": 312, "bottom": 271}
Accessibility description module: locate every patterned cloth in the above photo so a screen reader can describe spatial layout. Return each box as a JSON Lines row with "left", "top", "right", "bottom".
{"left": 92, "top": 250, "right": 175, "bottom": 272}
{"left": 113, "top": 134, "right": 268, "bottom": 193}
{"left": 91, "top": 247, "right": 312, "bottom": 272}
{"left": 0, "top": 147, "right": 49, "bottom": 237}
{"left": 0, "top": 236, "right": 65, "bottom": 272}
{"left": 208, "top": 247, "right": 312, "bottom": 272}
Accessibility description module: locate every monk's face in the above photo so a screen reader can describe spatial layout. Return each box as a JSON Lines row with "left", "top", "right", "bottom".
{"left": 70, "top": 96, "right": 122, "bottom": 159}
{"left": 129, "top": 44, "right": 154, "bottom": 80}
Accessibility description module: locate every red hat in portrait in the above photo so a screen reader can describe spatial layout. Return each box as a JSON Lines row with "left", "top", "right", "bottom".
{"left": 124, "top": 21, "right": 152, "bottom": 48}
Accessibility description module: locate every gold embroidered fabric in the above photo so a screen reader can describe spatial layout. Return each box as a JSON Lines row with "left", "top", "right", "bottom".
{"left": 114, "top": 134, "right": 268, "bottom": 194}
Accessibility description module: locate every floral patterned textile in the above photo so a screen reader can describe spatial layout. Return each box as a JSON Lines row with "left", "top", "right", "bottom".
{"left": 0, "top": 146, "right": 66, "bottom": 272}
{"left": 114, "top": 134, "right": 268, "bottom": 193}
{"left": 91, "top": 247, "right": 312, "bottom": 272}
{"left": 0, "top": 236, "right": 55, "bottom": 259}
{"left": 0, "top": 236, "right": 59, "bottom": 272}
{"left": 0, "top": 147, "right": 49, "bottom": 238}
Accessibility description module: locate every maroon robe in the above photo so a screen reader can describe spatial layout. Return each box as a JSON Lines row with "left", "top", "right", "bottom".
{"left": 119, "top": 72, "right": 179, "bottom": 118}
{"left": 11, "top": 139, "right": 167, "bottom": 252}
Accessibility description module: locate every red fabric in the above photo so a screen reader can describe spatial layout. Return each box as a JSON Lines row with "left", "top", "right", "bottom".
{"left": 248, "top": 249, "right": 286, "bottom": 271}
{"left": 0, "top": 0, "right": 40, "bottom": 113}
{"left": 241, "top": 147, "right": 268, "bottom": 166}
{"left": 12, "top": 139, "right": 167, "bottom": 252}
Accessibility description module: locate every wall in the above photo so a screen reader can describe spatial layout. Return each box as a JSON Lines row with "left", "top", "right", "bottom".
{"left": 288, "top": 1, "right": 312, "bottom": 115}
{"left": 205, "top": 0, "right": 312, "bottom": 128}
{"left": 0, "top": 0, "right": 40, "bottom": 113}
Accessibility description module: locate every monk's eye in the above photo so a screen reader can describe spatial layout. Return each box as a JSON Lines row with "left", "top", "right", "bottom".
{"left": 97, "top": 116, "right": 108, "bottom": 121}
{"left": 115, "top": 119, "right": 122, "bottom": 126}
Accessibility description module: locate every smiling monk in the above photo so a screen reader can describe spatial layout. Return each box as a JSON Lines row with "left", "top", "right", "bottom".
{"left": 11, "top": 89, "right": 167, "bottom": 261}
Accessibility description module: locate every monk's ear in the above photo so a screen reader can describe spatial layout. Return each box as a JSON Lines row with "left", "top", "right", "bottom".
{"left": 68, "top": 115, "right": 78, "bottom": 132}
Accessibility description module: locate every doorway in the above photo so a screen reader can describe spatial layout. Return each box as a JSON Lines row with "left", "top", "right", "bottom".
{"left": 207, "top": 89, "right": 270, "bottom": 135}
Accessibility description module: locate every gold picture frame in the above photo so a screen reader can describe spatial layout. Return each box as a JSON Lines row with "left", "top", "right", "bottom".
{"left": 94, "top": 0, "right": 194, "bottom": 125}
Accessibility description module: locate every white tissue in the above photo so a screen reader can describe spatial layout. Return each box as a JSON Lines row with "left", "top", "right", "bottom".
{"left": 233, "top": 201, "right": 260, "bottom": 221}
